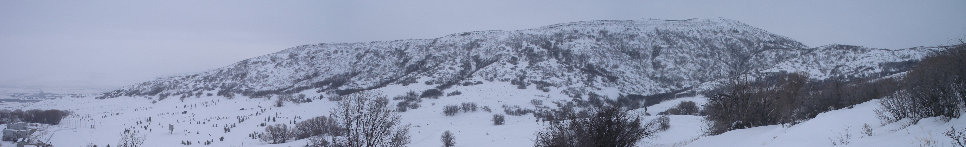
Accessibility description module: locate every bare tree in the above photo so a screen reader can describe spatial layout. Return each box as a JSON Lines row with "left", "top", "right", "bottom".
{"left": 331, "top": 92, "right": 410, "bottom": 147}
{"left": 877, "top": 44, "right": 966, "bottom": 123}
{"left": 492, "top": 114, "right": 505, "bottom": 125}
{"left": 441, "top": 130, "right": 455, "bottom": 147}
{"left": 260, "top": 124, "right": 289, "bottom": 144}
{"left": 534, "top": 106, "right": 648, "bottom": 147}
{"left": 293, "top": 116, "right": 340, "bottom": 139}
{"left": 118, "top": 131, "right": 144, "bottom": 147}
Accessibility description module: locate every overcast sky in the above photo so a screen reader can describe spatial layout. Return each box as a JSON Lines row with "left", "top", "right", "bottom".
{"left": 1, "top": 0, "right": 964, "bottom": 89}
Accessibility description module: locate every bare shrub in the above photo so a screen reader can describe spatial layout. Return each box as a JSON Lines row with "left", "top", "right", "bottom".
{"left": 829, "top": 127, "right": 852, "bottom": 146}
{"left": 420, "top": 89, "right": 443, "bottom": 99}
{"left": 306, "top": 136, "right": 331, "bottom": 147}
{"left": 877, "top": 45, "right": 966, "bottom": 124}
{"left": 531, "top": 99, "right": 544, "bottom": 106}
{"left": 118, "top": 131, "right": 144, "bottom": 147}
{"left": 534, "top": 106, "right": 648, "bottom": 147}
{"left": 460, "top": 103, "right": 478, "bottom": 112}
{"left": 330, "top": 92, "right": 410, "bottom": 147}
{"left": 492, "top": 114, "right": 505, "bottom": 125}
{"left": 293, "top": 116, "right": 341, "bottom": 139}
{"left": 644, "top": 115, "right": 670, "bottom": 132}
{"left": 275, "top": 95, "right": 286, "bottom": 107}
{"left": 441, "top": 130, "right": 455, "bottom": 147}
{"left": 446, "top": 91, "right": 462, "bottom": 96}
{"left": 394, "top": 91, "right": 421, "bottom": 112}
{"left": 659, "top": 101, "right": 699, "bottom": 115}
{"left": 260, "top": 124, "right": 289, "bottom": 144}
{"left": 503, "top": 105, "right": 533, "bottom": 116}
{"left": 862, "top": 123, "right": 873, "bottom": 136}
{"left": 443, "top": 105, "right": 460, "bottom": 116}
{"left": 946, "top": 127, "right": 966, "bottom": 147}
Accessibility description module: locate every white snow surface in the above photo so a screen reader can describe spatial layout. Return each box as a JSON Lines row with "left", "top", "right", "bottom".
{"left": 2, "top": 19, "right": 956, "bottom": 147}
{"left": 644, "top": 99, "right": 966, "bottom": 147}
{"left": 3, "top": 82, "right": 965, "bottom": 146}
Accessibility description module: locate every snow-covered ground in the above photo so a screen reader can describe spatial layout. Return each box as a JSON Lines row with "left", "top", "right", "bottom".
{"left": 1, "top": 82, "right": 963, "bottom": 147}
{"left": 0, "top": 82, "right": 572, "bottom": 146}
{"left": 640, "top": 98, "right": 966, "bottom": 147}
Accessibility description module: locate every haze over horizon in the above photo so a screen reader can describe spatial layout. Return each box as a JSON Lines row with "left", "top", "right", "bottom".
{"left": 1, "top": 0, "right": 964, "bottom": 89}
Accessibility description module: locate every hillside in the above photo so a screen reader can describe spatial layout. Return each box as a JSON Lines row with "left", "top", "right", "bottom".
{"left": 100, "top": 18, "right": 814, "bottom": 100}
{"left": 4, "top": 18, "right": 959, "bottom": 147}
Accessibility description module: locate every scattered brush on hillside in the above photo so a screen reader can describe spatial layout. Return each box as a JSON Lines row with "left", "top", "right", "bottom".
{"left": 705, "top": 71, "right": 902, "bottom": 135}
{"left": 292, "top": 116, "right": 341, "bottom": 140}
{"left": 262, "top": 92, "right": 410, "bottom": 147}
{"left": 394, "top": 91, "right": 421, "bottom": 112}
{"left": 443, "top": 102, "right": 480, "bottom": 116}
{"left": 700, "top": 44, "right": 959, "bottom": 135}
{"left": 660, "top": 101, "right": 699, "bottom": 115}
{"left": 534, "top": 106, "right": 654, "bottom": 147}
{"left": 441, "top": 130, "right": 455, "bottom": 147}
{"left": 492, "top": 114, "right": 505, "bottom": 125}
{"left": 260, "top": 124, "right": 289, "bottom": 144}
{"left": 329, "top": 92, "right": 410, "bottom": 147}
{"left": 877, "top": 44, "right": 966, "bottom": 124}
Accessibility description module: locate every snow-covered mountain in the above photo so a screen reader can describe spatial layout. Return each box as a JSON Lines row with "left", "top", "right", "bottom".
{"left": 6, "top": 18, "right": 959, "bottom": 147}
{"left": 99, "top": 18, "right": 939, "bottom": 100}
{"left": 762, "top": 44, "right": 942, "bottom": 79}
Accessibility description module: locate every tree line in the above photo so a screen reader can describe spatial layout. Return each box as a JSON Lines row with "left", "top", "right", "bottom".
{"left": 0, "top": 109, "right": 70, "bottom": 125}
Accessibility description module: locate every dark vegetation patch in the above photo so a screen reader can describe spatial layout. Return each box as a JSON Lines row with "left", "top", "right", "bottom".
{"left": 0, "top": 109, "right": 70, "bottom": 125}
{"left": 704, "top": 71, "right": 903, "bottom": 135}
{"left": 877, "top": 44, "right": 966, "bottom": 124}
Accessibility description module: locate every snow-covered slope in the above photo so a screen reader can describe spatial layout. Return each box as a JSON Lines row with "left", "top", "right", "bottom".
{"left": 100, "top": 18, "right": 812, "bottom": 100}
{"left": 100, "top": 18, "right": 942, "bottom": 102}
{"left": 763, "top": 45, "right": 942, "bottom": 80}
{"left": 7, "top": 18, "right": 956, "bottom": 146}
{"left": 16, "top": 92, "right": 965, "bottom": 146}
{"left": 663, "top": 99, "right": 966, "bottom": 147}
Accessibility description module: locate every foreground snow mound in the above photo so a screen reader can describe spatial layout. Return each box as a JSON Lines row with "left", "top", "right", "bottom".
{"left": 683, "top": 99, "right": 966, "bottom": 147}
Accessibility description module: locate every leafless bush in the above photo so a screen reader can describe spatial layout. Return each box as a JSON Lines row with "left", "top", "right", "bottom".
{"left": 118, "top": 131, "right": 144, "bottom": 147}
{"left": 659, "top": 101, "right": 699, "bottom": 115}
{"left": 946, "top": 127, "right": 966, "bottom": 147}
{"left": 644, "top": 115, "right": 670, "bottom": 132}
{"left": 877, "top": 46, "right": 966, "bottom": 124}
{"left": 293, "top": 116, "right": 341, "bottom": 139}
{"left": 306, "top": 136, "right": 331, "bottom": 147}
{"left": 531, "top": 99, "right": 544, "bottom": 106}
{"left": 446, "top": 91, "right": 462, "bottom": 96}
{"left": 503, "top": 105, "right": 533, "bottom": 116}
{"left": 460, "top": 103, "right": 478, "bottom": 112}
{"left": 394, "top": 91, "right": 421, "bottom": 112}
{"left": 420, "top": 89, "right": 443, "bottom": 99}
{"left": 330, "top": 92, "right": 410, "bottom": 147}
{"left": 534, "top": 106, "right": 648, "bottom": 147}
{"left": 862, "top": 123, "right": 873, "bottom": 136}
{"left": 493, "top": 114, "right": 505, "bottom": 125}
{"left": 443, "top": 105, "right": 460, "bottom": 116}
{"left": 441, "top": 130, "right": 455, "bottom": 147}
{"left": 828, "top": 127, "right": 853, "bottom": 146}
{"left": 260, "top": 124, "right": 289, "bottom": 144}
